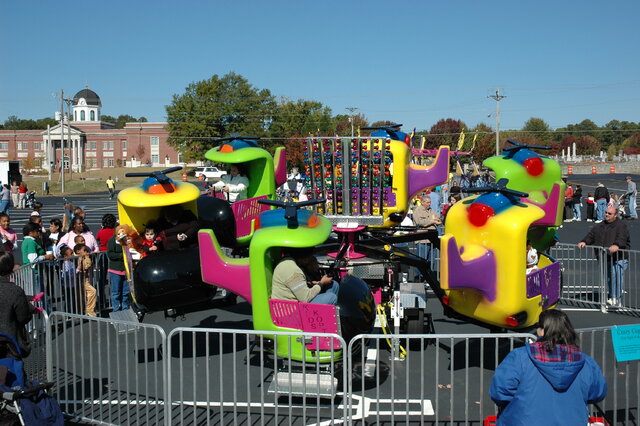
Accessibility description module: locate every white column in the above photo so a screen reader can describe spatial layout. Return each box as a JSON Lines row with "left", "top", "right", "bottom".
{"left": 79, "top": 140, "right": 83, "bottom": 171}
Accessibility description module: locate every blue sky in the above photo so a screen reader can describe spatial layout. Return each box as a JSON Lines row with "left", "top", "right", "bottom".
{"left": 1, "top": 1, "right": 639, "bottom": 132}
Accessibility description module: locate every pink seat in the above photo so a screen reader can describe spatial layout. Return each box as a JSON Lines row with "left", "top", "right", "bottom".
{"left": 269, "top": 299, "right": 303, "bottom": 329}
{"left": 299, "top": 303, "right": 342, "bottom": 350}
{"left": 232, "top": 195, "right": 269, "bottom": 238}
{"left": 268, "top": 299, "right": 342, "bottom": 351}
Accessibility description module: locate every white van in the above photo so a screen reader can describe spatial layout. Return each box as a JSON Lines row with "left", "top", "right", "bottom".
{"left": 194, "top": 166, "right": 226, "bottom": 180}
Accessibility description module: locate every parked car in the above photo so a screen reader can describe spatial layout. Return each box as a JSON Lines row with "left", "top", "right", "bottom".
{"left": 194, "top": 166, "right": 226, "bottom": 180}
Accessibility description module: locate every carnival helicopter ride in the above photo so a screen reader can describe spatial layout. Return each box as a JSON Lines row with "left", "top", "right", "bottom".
{"left": 195, "top": 124, "right": 453, "bottom": 362}
{"left": 116, "top": 135, "right": 287, "bottom": 315}
{"left": 117, "top": 126, "right": 564, "bottom": 359}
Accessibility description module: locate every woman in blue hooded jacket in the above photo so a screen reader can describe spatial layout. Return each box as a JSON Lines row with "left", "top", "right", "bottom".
{"left": 490, "top": 309, "right": 607, "bottom": 425}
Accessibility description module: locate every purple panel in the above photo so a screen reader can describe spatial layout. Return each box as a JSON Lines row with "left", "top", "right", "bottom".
{"left": 408, "top": 146, "right": 450, "bottom": 198}
{"left": 351, "top": 188, "right": 360, "bottom": 215}
{"left": 361, "top": 188, "right": 371, "bottom": 215}
{"left": 525, "top": 183, "right": 562, "bottom": 226}
{"left": 526, "top": 262, "right": 561, "bottom": 308}
{"left": 383, "top": 187, "right": 396, "bottom": 207}
{"left": 447, "top": 237, "right": 497, "bottom": 302}
{"left": 372, "top": 187, "right": 381, "bottom": 214}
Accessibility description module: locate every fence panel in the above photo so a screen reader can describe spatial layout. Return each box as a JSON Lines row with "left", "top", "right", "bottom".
{"left": 47, "top": 312, "right": 167, "bottom": 425}
{"left": 167, "top": 327, "right": 347, "bottom": 426}
{"left": 578, "top": 326, "right": 640, "bottom": 425}
{"left": 609, "top": 248, "right": 640, "bottom": 313}
{"left": 551, "top": 243, "right": 608, "bottom": 309}
{"left": 346, "top": 333, "right": 536, "bottom": 425}
{"left": 11, "top": 252, "right": 112, "bottom": 316}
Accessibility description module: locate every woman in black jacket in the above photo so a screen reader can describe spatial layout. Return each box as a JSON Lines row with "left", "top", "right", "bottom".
{"left": 0, "top": 252, "right": 34, "bottom": 356}
{"left": 572, "top": 184, "right": 583, "bottom": 221}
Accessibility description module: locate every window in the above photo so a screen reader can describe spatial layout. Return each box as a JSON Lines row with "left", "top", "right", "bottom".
{"left": 178, "top": 153, "right": 184, "bottom": 163}
{"left": 0, "top": 142, "right": 8, "bottom": 150}
{"left": 34, "top": 142, "right": 41, "bottom": 150}
{"left": 150, "top": 136, "right": 159, "bottom": 146}
{"left": 121, "top": 140, "right": 127, "bottom": 150}
{"left": 151, "top": 154, "right": 159, "bottom": 164}
{"left": 88, "top": 141, "right": 96, "bottom": 150}
{"left": 103, "top": 141, "right": 114, "bottom": 150}
{"left": 18, "top": 142, "right": 28, "bottom": 151}
{"left": 81, "top": 111, "right": 85, "bottom": 121}
{"left": 103, "top": 159, "right": 114, "bottom": 168}
{"left": 90, "top": 111, "right": 95, "bottom": 121}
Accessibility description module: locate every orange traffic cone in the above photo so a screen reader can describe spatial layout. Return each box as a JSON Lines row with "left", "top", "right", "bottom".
{"left": 182, "top": 172, "right": 187, "bottom": 181}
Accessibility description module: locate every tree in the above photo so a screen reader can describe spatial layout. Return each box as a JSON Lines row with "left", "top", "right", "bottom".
{"left": 600, "top": 120, "right": 639, "bottom": 149}
{"left": 607, "top": 143, "right": 618, "bottom": 159}
{"left": 563, "top": 119, "right": 599, "bottom": 137}
{"left": 165, "top": 72, "right": 276, "bottom": 161}
{"left": 21, "top": 154, "right": 35, "bottom": 172}
{"left": 621, "top": 134, "right": 640, "bottom": 155}
{"left": 101, "top": 114, "right": 147, "bottom": 128}
{"left": 425, "top": 119, "right": 466, "bottom": 149}
{"left": 521, "top": 117, "right": 551, "bottom": 141}
{"left": 135, "top": 143, "right": 146, "bottom": 161}
{"left": 269, "top": 98, "right": 335, "bottom": 140}
{"left": 334, "top": 113, "right": 369, "bottom": 136}
{"left": 470, "top": 123, "right": 498, "bottom": 163}
{"left": 576, "top": 135, "right": 601, "bottom": 155}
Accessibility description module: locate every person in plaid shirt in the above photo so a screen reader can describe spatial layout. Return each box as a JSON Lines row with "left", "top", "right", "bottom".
{"left": 490, "top": 310, "right": 607, "bottom": 425}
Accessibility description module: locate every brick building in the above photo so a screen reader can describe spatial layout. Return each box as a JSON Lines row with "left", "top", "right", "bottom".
{"left": 0, "top": 88, "right": 184, "bottom": 171}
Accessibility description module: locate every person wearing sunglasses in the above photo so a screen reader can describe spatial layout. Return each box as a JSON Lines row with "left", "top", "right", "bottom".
{"left": 577, "top": 205, "right": 631, "bottom": 306}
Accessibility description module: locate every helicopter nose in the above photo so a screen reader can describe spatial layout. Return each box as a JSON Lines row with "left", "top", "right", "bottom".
{"left": 467, "top": 203, "right": 495, "bottom": 227}
{"left": 523, "top": 157, "right": 543, "bottom": 176}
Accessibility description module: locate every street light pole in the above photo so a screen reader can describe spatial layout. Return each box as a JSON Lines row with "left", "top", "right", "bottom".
{"left": 346, "top": 107, "right": 358, "bottom": 137}
{"left": 487, "top": 89, "right": 506, "bottom": 156}
{"left": 59, "top": 89, "right": 65, "bottom": 194}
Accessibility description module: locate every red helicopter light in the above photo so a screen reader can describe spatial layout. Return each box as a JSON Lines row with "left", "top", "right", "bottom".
{"left": 467, "top": 203, "right": 495, "bottom": 227}
{"left": 404, "top": 134, "right": 411, "bottom": 145}
{"left": 523, "top": 157, "right": 544, "bottom": 176}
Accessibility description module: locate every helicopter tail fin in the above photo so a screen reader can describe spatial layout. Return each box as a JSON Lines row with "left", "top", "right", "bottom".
{"left": 274, "top": 147, "right": 287, "bottom": 188}
{"left": 198, "top": 230, "right": 252, "bottom": 303}
{"left": 408, "top": 145, "right": 450, "bottom": 199}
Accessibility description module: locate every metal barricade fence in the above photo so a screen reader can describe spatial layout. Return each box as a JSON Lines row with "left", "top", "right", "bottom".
{"left": 25, "top": 310, "right": 49, "bottom": 384}
{"left": 551, "top": 243, "right": 608, "bottom": 310}
{"left": 551, "top": 243, "right": 640, "bottom": 314}
{"left": 346, "top": 333, "right": 536, "bottom": 424}
{"left": 578, "top": 326, "right": 639, "bottom": 425}
{"left": 611, "top": 248, "right": 640, "bottom": 313}
{"left": 11, "top": 252, "right": 112, "bottom": 316}
{"left": 46, "top": 312, "right": 167, "bottom": 425}
{"left": 167, "top": 328, "right": 347, "bottom": 426}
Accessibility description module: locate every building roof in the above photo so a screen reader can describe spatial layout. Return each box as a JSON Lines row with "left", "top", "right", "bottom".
{"left": 72, "top": 88, "right": 101, "bottom": 106}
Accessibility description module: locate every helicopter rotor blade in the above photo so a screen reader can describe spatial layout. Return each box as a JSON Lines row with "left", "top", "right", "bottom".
{"left": 503, "top": 139, "right": 551, "bottom": 151}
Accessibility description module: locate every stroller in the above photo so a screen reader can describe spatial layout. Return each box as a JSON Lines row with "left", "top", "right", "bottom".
{"left": 0, "top": 333, "right": 63, "bottom": 425}
{"left": 24, "top": 192, "right": 37, "bottom": 210}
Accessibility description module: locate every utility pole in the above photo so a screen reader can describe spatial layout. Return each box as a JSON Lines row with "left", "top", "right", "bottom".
{"left": 346, "top": 107, "right": 358, "bottom": 137}
{"left": 487, "top": 89, "right": 506, "bottom": 156}
{"left": 59, "top": 89, "right": 65, "bottom": 194}
{"left": 63, "top": 97, "right": 74, "bottom": 179}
